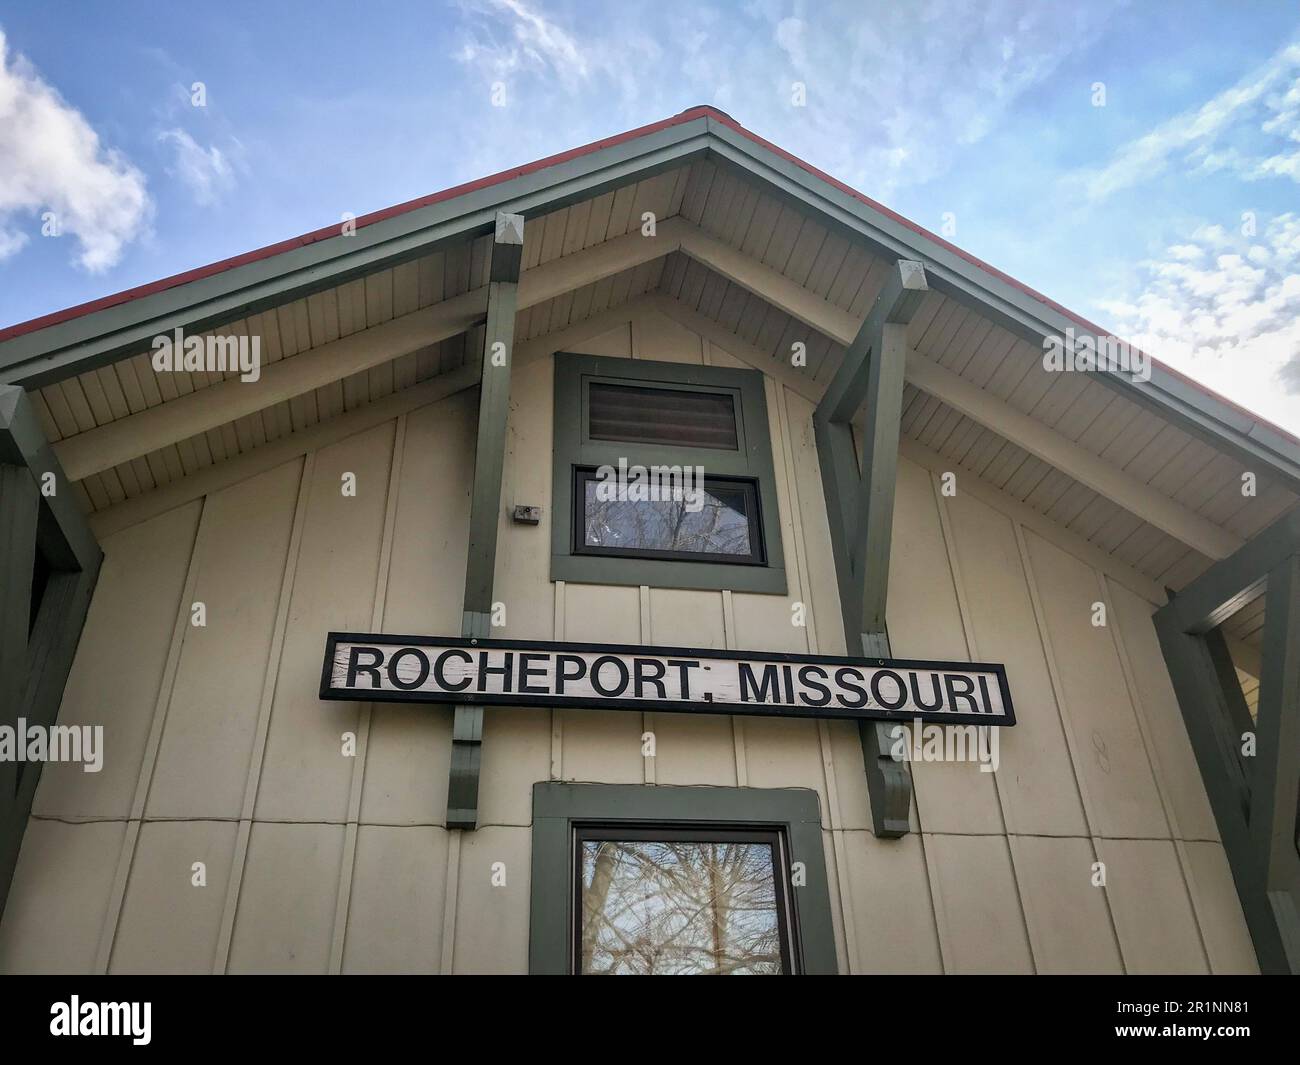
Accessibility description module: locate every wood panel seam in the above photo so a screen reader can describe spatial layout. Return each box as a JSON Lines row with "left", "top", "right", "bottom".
{"left": 1012, "top": 519, "right": 1129, "bottom": 973}
{"left": 329, "top": 416, "right": 404, "bottom": 973}
{"left": 773, "top": 381, "right": 861, "bottom": 973}
{"left": 93, "top": 496, "right": 206, "bottom": 973}
{"left": 1100, "top": 571, "right": 1215, "bottom": 972}
{"left": 212, "top": 451, "right": 314, "bottom": 973}
{"left": 929, "top": 471, "right": 1037, "bottom": 972}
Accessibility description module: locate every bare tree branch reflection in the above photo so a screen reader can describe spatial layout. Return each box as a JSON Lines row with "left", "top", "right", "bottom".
{"left": 584, "top": 483, "right": 753, "bottom": 556}
{"left": 579, "top": 840, "right": 783, "bottom": 974}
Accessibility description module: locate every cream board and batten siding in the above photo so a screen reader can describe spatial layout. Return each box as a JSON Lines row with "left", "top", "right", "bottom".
{"left": 0, "top": 305, "right": 1256, "bottom": 974}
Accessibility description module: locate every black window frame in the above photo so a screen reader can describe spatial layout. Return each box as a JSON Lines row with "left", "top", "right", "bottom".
{"left": 571, "top": 466, "right": 767, "bottom": 567}
{"left": 551, "top": 352, "right": 787, "bottom": 594}
{"left": 573, "top": 823, "right": 798, "bottom": 975}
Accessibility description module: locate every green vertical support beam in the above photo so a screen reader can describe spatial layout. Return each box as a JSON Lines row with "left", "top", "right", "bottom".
{"left": 447, "top": 212, "right": 524, "bottom": 832}
{"left": 813, "top": 259, "right": 927, "bottom": 838}
{"left": 1155, "top": 505, "right": 1300, "bottom": 973}
{"left": 0, "top": 385, "right": 102, "bottom": 918}
{"left": 0, "top": 464, "right": 38, "bottom": 806}
{"left": 1254, "top": 552, "right": 1300, "bottom": 967}
{"left": 857, "top": 630, "right": 912, "bottom": 837}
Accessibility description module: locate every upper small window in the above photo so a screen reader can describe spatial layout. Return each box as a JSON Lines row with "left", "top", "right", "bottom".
{"left": 551, "top": 353, "right": 787, "bottom": 594}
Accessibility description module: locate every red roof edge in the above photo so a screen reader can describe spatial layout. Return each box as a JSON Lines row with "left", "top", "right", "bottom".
{"left": 5, "top": 104, "right": 1295, "bottom": 449}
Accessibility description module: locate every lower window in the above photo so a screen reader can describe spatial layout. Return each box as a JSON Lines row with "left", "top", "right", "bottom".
{"left": 575, "top": 826, "right": 795, "bottom": 975}
{"left": 529, "top": 783, "right": 838, "bottom": 975}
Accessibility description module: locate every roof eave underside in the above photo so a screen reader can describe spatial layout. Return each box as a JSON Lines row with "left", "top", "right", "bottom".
{"left": 19, "top": 158, "right": 1299, "bottom": 640}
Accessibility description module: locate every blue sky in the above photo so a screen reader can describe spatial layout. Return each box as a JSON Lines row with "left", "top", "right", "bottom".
{"left": 1, "top": 0, "right": 1298, "bottom": 432}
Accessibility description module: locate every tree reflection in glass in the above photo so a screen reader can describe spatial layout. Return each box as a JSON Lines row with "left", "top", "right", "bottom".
{"left": 583, "top": 480, "right": 753, "bottom": 556}
{"left": 579, "top": 839, "right": 784, "bottom": 975}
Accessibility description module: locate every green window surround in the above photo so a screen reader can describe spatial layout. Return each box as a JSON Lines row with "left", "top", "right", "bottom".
{"left": 528, "top": 782, "right": 838, "bottom": 974}
{"left": 551, "top": 352, "right": 787, "bottom": 594}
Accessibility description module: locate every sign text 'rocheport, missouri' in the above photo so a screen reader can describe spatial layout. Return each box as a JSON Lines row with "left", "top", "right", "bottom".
{"left": 320, "top": 634, "right": 1016, "bottom": 726}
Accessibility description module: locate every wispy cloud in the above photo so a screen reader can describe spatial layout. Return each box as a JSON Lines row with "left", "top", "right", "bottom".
{"left": 1077, "top": 39, "right": 1300, "bottom": 201}
{"left": 450, "top": 0, "right": 1123, "bottom": 197}
{"left": 158, "top": 128, "right": 240, "bottom": 206}
{"left": 0, "top": 28, "right": 151, "bottom": 271}
{"left": 1099, "top": 213, "right": 1300, "bottom": 431}
{"left": 456, "top": 0, "right": 594, "bottom": 85}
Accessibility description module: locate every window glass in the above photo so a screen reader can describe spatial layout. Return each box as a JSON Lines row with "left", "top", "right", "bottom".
{"left": 577, "top": 833, "right": 789, "bottom": 975}
{"left": 576, "top": 470, "right": 762, "bottom": 563}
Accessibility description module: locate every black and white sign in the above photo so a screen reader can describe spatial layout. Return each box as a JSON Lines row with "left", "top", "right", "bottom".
{"left": 320, "top": 634, "right": 1015, "bottom": 726}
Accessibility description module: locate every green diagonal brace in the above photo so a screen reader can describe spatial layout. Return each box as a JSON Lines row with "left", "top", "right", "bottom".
{"left": 1155, "top": 506, "right": 1300, "bottom": 973}
{"left": 813, "top": 259, "right": 927, "bottom": 838}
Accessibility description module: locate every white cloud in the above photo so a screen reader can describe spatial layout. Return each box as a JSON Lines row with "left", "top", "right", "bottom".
{"left": 455, "top": 0, "right": 602, "bottom": 89}
{"left": 1078, "top": 40, "right": 1300, "bottom": 200}
{"left": 1098, "top": 214, "right": 1300, "bottom": 434}
{"left": 451, "top": 0, "right": 1123, "bottom": 198}
{"left": 0, "top": 226, "right": 28, "bottom": 259}
{"left": 158, "top": 128, "right": 238, "bottom": 206}
{"left": 0, "top": 28, "right": 150, "bottom": 271}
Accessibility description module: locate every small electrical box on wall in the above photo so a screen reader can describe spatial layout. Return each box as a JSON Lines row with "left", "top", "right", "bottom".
{"left": 513, "top": 505, "right": 542, "bottom": 525}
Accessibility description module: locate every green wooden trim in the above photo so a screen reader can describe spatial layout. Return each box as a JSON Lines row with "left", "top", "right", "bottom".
{"left": 446, "top": 696, "right": 485, "bottom": 831}
{"left": 812, "top": 263, "right": 926, "bottom": 644}
{"left": 0, "top": 464, "right": 38, "bottom": 845}
{"left": 1154, "top": 504, "right": 1300, "bottom": 973}
{"left": 1165, "top": 506, "right": 1300, "bottom": 635}
{"left": 0, "top": 386, "right": 103, "bottom": 920}
{"left": 851, "top": 322, "right": 908, "bottom": 636}
{"left": 463, "top": 285, "right": 518, "bottom": 617}
{"left": 1, "top": 563, "right": 97, "bottom": 915}
{"left": 1156, "top": 623, "right": 1250, "bottom": 816}
{"left": 528, "top": 782, "right": 838, "bottom": 975}
{"left": 819, "top": 263, "right": 927, "bottom": 425}
{"left": 0, "top": 465, "right": 37, "bottom": 703}
{"left": 812, "top": 418, "right": 860, "bottom": 619}
{"left": 856, "top": 631, "right": 912, "bottom": 837}
{"left": 0, "top": 387, "right": 99, "bottom": 572}
{"left": 449, "top": 216, "right": 523, "bottom": 833}
{"left": 549, "top": 551, "right": 786, "bottom": 594}
{"left": 550, "top": 351, "right": 787, "bottom": 595}
{"left": 1255, "top": 553, "right": 1300, "bottom": 966}
{"left": 811, "top": 263, "right": 926, "bottom": 839}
